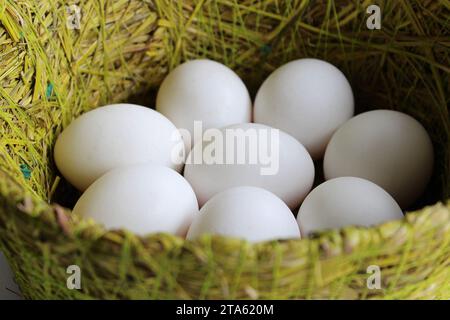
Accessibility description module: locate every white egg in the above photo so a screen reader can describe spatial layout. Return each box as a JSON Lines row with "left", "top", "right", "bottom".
{"left": 297, "top": 177, "right": 404, "bottom": 236}
{"left": 54, "top": 104, "right": 185, "bottom": 191}
{"left": 0, "top": 252, "right": 22, "bottom": 300}
{"left": 187, "top": 186, "right": 300, "bottom": 242}
{"left": 156, "top": 59, "right": 252, "bottom": 149}
{"left": 72, "top": 164, "right": 199, "bottom": 237}
{"left": 184, "top": 123, "right": 315, "bottom": 209}
{"left": 254, "top": 58, "right": 354, "bottom": 159}
{"left": 324, "top": 110, "right": 434, "bottom": 208}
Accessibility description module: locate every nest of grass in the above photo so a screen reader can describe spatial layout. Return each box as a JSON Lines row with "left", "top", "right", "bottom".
{"left": 0, "top": 0, "right": 449, "bottom": 299}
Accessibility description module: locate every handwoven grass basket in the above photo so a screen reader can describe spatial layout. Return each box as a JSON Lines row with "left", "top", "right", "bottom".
{"left": 0, "top": 0, "right": 449, "bottom": 299}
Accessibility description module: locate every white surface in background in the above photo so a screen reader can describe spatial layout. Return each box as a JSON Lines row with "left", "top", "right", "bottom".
{"left": 0, "top": 251, "right": 22, "bottom": 300}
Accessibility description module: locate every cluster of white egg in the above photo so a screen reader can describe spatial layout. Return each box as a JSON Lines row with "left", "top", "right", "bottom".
{"left": 54, "top": 59, "right": 434, "bottom": 243}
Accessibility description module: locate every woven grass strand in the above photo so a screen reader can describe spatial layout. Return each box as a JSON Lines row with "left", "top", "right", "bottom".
{"left": 0, "top": 0, "right": 449, "bottom": 299}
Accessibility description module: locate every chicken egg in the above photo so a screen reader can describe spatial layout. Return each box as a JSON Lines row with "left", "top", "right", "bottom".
{"left": 184, "top": 123, "right": 315, "bottom": 209}
{"left": 324, "top": 110, "right": 434, "bottom": 208}
{"left": 297, "top": 177, "right": 404, "bottom": 236}
{"left": 54, "top": 104, "right": 184, "bottom": 191}
{"left": 187, "top": 186, "right": 300, "bottom": 242}
{"left": 72, "top": 164, "right": 198, "bottom": 237}
{"left": 254, "top": 58, "right": 354, "bottom": 159}
{"left": 156, "top": 59, "right": 252, "bottom": 150}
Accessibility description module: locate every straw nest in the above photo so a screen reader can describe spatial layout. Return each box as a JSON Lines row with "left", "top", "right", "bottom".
{"left": 0, "top": 0, "right": 449, "bottom": 299}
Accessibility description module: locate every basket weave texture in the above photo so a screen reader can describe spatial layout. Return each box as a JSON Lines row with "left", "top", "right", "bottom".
{"left": 0, "top": 0, "right": 449, "bottom": 299}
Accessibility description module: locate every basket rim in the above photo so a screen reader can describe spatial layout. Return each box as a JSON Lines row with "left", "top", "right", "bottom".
{"left": 1, "top": 166, "right": 449, "bottom": 253}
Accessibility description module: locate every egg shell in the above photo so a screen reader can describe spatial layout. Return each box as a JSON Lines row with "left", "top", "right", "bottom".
{"left": 187, "top": 186, "right": 301, "bottom": 242}
{"left": 184, "top": 123, "right": 315, "bottom": 209}
{"left": 54, "top": 104, "right": 185, "bottom": 191}
{"left": 0, "top": 251, "right": 22, "bottom": 300}
{"left": 297, "top": 177, "right": 404, "bottom": 236}
{"left": 72, "top": 164, "right": 199, "bottom": 237}
{"left": 254, "top": 58, "right": 354, "bottom": 159}
{"left": 323, "top": 110, "right": 434, "bottom": 208}
{"left": 156, "top": 59, "right": 252, "bottom": 149}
